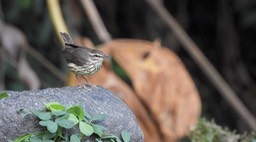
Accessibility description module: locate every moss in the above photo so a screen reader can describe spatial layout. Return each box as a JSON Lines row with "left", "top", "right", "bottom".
{"left": 189, "top": 118, "right": 256, "bottom": 142}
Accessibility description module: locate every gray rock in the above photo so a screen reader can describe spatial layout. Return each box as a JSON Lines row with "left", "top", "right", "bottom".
{"left": 0, "top": 86, "right": 144, "bottom": 141}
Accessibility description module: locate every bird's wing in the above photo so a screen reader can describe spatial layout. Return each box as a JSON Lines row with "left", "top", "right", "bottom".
{"left": 62, "top": 47, "right": 91, "bottom": 66}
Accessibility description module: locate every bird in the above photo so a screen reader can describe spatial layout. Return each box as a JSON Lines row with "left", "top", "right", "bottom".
{"left": 60, "top": 32, "right": 110, "bottom": 85}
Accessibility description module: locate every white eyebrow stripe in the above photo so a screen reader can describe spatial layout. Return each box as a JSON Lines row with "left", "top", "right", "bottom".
{"left": 89, "top": 52, "right": 104, "bottom": 57}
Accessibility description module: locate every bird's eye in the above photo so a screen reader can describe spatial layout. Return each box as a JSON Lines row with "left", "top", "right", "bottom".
{"left": 94, "top": 54, "right": 101, "bottom": 57}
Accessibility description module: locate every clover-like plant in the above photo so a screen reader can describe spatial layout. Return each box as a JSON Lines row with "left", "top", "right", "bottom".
{"left": 10, "top": 102, "right": 131, "bottom": 142}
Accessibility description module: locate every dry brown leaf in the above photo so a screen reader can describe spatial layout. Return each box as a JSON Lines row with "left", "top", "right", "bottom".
{"left": 102, "top": 39, "right": 201, "bottom": 142}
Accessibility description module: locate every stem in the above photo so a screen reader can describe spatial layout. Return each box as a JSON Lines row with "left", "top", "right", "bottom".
{"left": 46, "top": 0, "right": 69, "bottom": 47}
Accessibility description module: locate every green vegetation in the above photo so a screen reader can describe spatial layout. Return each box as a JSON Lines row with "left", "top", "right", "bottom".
{"left": 0, "top": 92, "right": 8, "bottom": 100}
{"left": 10, "top": 102, "right": 131, "bottom": 142}
{"left": 189, "top": 118, "right": 256, "bottom": 142}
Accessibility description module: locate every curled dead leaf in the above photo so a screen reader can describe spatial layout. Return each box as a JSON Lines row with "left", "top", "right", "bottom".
{"left": 102, "top": 39, "right": 201, "bottom": 142}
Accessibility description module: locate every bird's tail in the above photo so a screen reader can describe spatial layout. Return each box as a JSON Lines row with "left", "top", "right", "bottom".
{"left": 60, "top": 32, "right": 73, "bottom": 44}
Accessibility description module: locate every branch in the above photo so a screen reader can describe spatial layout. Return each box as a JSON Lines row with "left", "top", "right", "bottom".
{"left": 80, "top": 0, "right": 112, "bottom": 43}
{"left": 27, "top": 46, "right": 66, "bottom": 82}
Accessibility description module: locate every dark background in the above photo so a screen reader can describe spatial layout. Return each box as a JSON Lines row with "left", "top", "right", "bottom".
{"left": 1, "top": 0, "right": 256, "bottom": 133}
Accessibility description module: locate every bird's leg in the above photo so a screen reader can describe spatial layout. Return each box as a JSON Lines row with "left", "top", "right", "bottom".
{"left": 81, "top": 76, "right": 92, "bottom": 86}
{"left": 75, "top": 74, "right": 86, "bottom": 88}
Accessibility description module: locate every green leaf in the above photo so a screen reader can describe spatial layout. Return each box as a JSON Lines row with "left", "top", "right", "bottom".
{"left": 10, "top": 133, "right": 32, "bottom": 142}
{"left": 39, "top": 120, "right": 51, "bottom": 127}
{"left": 30, "top": 137, "right": 43, "bottom": 142}
{"left": 42, "top": 140, "right": 54, "bottom": 142}
{"left": 45, "top": 102, "right": 65, "bottom": 111}
{"left": 56, "top": 119, "right": 74, "bottom": 129}
{"left": 39, "top": 112, "right": 51, "bottom": 120}
{"left": 68, "top": 114, "right": 79, "bottom": 125}
{"left": 33, "top": 111, "right": 51, "bottom": 120}
{"left": 91, "top": 114, "right": 107, "bottom": 121}
{"left": 70, "top": 134, "right": 80, "bottom": 142}
{"left": 0, "top": 92, "right": 8, "bottom": 100}
{"left": 39, "top": 120, "right": 58, "bottom": 133}
{"left": 115, "top": 138, "right": 122, "bottom": 142}
{"left": 83, "top": 117, "right": 90, "bottom": 123}
{"left": 84, "top": 111, "right": 92, "bottom": 119}
{"left": 100, "top": 134, "right": 121, "bottom": 142}
{"left": 41, "top": 132, "right": 55, "bottom": 140}
{"left": 55, "top": 113, "right": 69, "bottom": 121}
{"left": 17, "top": 109, "right": 32, "bottom": 117}
{"left": 47, "top": 122, "right": 58, "bottom": 133}
{"left": 91, "top": 124, "right": 107, "bottom": 136}
{"left": 51, "top": 110, "right": 66, "bottom": 116}
{"left": 67, "top": 106, "right": 84, "bottom": 121}
{"left": 121, "top": 130, "right": 130, "bottom": 142}
{"left": 79, "top": 122, "right": 94, "bottom": 136}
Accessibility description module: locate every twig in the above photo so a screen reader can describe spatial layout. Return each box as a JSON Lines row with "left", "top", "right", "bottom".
{"left": 145, "top": 0, "right": 256, "bottom": 131}
{"left": 46, "top": 0, "right": 69, "bottom": 47}
{"left": 80, "top": 0, "right": 112, "bottom": 43}
{"left": 27, "top": 46, "right": 66, "bottom": 82}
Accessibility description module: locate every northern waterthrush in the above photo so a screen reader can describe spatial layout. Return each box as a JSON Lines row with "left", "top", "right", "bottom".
{"left": 60, "top": 32, "right": 110, "bottom": 84}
